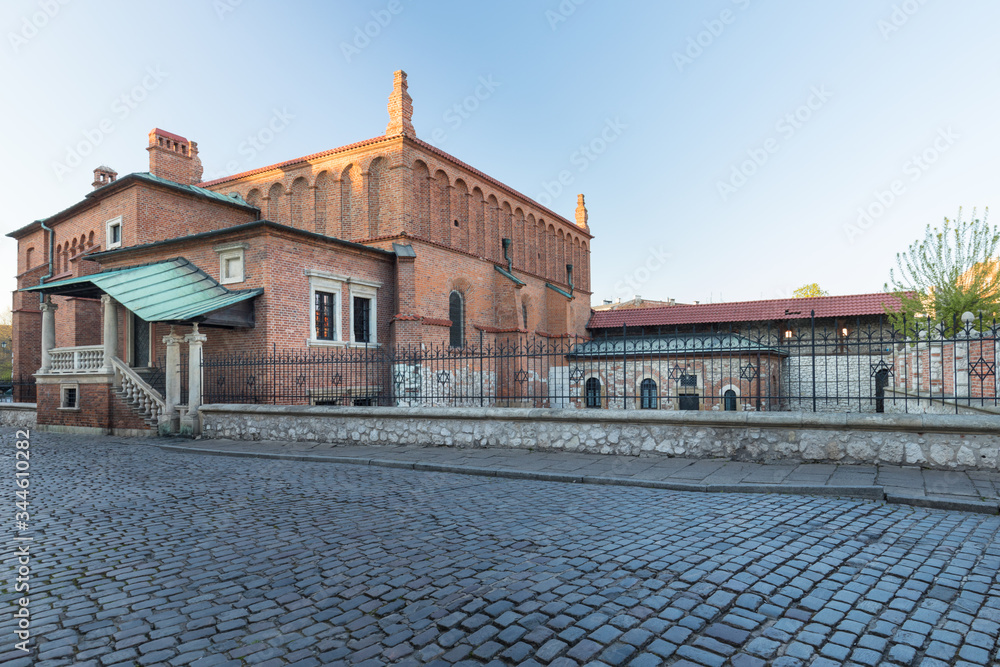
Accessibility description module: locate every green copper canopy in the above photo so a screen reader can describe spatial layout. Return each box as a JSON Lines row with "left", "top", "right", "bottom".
{"left": 23, "top": 258, "right": 261, "bottom": 325}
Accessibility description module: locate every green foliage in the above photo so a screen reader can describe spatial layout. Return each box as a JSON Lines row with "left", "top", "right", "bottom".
{"left": 884, "top": 207, "right": 1000, "bottom": 335}
{"left": 792, "top": 283, "right": 830, "bottom": 298}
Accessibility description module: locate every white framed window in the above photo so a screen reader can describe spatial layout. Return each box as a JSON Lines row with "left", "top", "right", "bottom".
{"left": 59, "top": 383, "right": 80, "bottom": 411}
{"left": 721, "top": 384, "right": 741, "bottom": 412}
{"left": 307, "top": 270, "right": 345, "bottom": 346}
{"left": 349, "top": 281, "right": 379, "bottom": 346}
{"left": 215, "top": 242, "right": 247, "bottom": 285}
{"left": 106, "top": 216, "right": 123, "bottom": 249}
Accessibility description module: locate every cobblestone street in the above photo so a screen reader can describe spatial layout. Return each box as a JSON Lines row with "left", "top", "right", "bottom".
{"left": 3, "top": 433, "right": 1000, "bottom": 667}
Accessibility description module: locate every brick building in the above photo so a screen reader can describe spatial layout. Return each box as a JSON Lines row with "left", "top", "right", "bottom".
{"left": 9, "top": 71, "right": 593, "bottom": 434}
{"left": 583, "top": 293, "right": 913, "bottom": 412}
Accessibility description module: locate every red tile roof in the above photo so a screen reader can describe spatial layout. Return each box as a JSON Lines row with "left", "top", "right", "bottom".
{"left": 588, "top": 293, "right": 904, "bottom": 329}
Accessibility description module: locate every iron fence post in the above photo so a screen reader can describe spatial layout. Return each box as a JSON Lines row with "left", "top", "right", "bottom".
{"left": 811, "top": 310, "right": 817, "bottom": 412}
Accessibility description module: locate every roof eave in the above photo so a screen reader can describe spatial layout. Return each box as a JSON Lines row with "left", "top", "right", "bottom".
{"left": 86, "top": 220, "right": 395, "bottom": 261}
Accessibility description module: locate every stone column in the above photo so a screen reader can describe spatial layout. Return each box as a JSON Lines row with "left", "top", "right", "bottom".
{"left": 162, "top": 326, "right": 184, "bottom": 433}
{"left": 39, "top": 296, "right": 57, "bottom": 374}
{"left": 101, "top": 294, "right": 118, "bottom": 373}
{"left": 181, "top": 323, "right": 207, "bottom": 436}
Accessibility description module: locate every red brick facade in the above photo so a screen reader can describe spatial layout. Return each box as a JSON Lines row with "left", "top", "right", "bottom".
{"left": 36, "top": 381, "right": 153, "bottom": 433}
{"left": 8, "top": 70, "right": 594, "bottom": 430}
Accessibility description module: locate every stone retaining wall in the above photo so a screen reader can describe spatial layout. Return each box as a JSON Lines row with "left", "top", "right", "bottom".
{"left": 0, "top": 404, "right": 37, "bottom": 430}
{"left": 200, "top": 404, "right": 1000, "bottom": 471}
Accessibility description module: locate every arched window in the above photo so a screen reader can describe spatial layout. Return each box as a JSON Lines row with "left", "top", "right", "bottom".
{"left": 640, "top": 379, "right": 658, "bottom": 409}
{"left": 724, "top": 389, "right": 738, "bottom": 412}
{"left": 449, "top": 291, "right": 464, "bottom": 347}
{"left": 585, "top": 377, "right": 601, "bottom": 408}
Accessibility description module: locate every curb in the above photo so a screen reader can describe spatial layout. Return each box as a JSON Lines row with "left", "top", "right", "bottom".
{"left": 156, "top": 445, "right": 1000, "bottom": 515}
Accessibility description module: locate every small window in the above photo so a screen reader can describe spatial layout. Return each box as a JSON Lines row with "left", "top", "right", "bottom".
{"left": 315, "top": 291, "right": 337, "bottom": 341}
{"left": 215, "top": 243, "right": 247, "bottom": 285}
{"left": 223, "top": 256, "right": 242, "bottom": 281}
{"left": 640, "top": 379, "right": 658, "bottom": 409}
{"left": 449, "top": 291, "right": 464, "bottom": 347}
{"left": 585, "top": 377, "right": 601, "bottom": 408}
{"left": 106, "top": 216, "right": 123, "bottom": 249}
{"left": 348, "top": 283, "right": 379, "bottom": 346}
{"left": 724, "top": 389, "right": 737, "bottom": 411}
{"left": 60, "top": 385, "right": 79, "bottom": 410}
{"left": 521, "top": 302, "right": 529, "bottom": 330}
{"left": 679, "top": 374, "right": 698, "bottom": 388}
{"left": 353, "top": 296, "right": 371, "bottom": 344}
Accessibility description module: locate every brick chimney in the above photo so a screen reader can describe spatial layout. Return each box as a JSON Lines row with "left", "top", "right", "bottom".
{"left": 386, "top": 70, "right": 415, "bottom": 137}
{"left": 575, "top": 194, "right": 589, "bottom": 230}
{"left": 92, "top": 165, "right": 118, "bottom": 190}
{"left": 147, "top": 128, "right": 204, "bottom": 185}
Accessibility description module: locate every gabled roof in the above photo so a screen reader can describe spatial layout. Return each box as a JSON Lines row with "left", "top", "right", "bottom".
{"left": 588, "top": 293, "right": 904, "bottom": 329}
{"left": 85, "top": 219, "right": 395, "bottom": 261}
{"left": 21, "top": 258, "right": 261, "bottom": 324}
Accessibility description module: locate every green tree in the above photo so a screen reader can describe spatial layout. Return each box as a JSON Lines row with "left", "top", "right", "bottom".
{"left": 792, "top": 283, "right": 830, "bottom": 298}
{"left": 884, "top": 207, "right": 1000, "bottom": 335}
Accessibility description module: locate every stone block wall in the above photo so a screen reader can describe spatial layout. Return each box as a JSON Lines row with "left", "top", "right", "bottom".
{"left": 200, "top": 405, "right": 1000, "bottom": 472}
{"left": 0, "top": 404, "right": 37, "bottom": 430}
{"left": 782, "top": 355, "right": 882, "bottom": 412}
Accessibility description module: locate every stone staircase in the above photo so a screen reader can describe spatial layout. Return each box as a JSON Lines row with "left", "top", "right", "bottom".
{"left": 111, "top": 358, "right": 166, "bottom": 427}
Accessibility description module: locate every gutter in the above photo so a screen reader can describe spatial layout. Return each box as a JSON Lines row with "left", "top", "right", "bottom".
{"left": 38, "top": 219, "right": 54, "bottom": 304}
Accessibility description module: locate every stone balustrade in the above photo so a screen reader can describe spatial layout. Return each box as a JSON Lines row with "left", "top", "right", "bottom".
{"left": 48, "top": 346, "right": 105, "bottom": 374}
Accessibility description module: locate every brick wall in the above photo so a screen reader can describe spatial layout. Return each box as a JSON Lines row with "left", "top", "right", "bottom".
{"left": 199, "top": 136, "right": 593, "bottom": 314}
{"left": 36, "top": 381, "right": 152, "bottom": 432}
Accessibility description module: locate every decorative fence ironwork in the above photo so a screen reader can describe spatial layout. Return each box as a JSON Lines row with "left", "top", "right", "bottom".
{"left": 201, "top": 313, "right": 999, "bottom": 414}
{"left": 0, "top": 375, "right": 37, "bottom": 403}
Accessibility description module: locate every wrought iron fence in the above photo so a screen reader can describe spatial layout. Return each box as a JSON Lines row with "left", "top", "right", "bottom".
{"left": 149, "top": 352, "right": 189, "bottom": 404}
{"left": 0, "top": 375, "right": 37, "bottom": 403}
{"left": 201, "top": 313, "right": 999, "bottom": 414}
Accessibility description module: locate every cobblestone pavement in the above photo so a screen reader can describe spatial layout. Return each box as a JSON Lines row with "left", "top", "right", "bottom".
{"left": 2, "top": 433, "right": 999, "bottom": 667}
{"left": 168, "top": 440, "right": 1000, "bottom": 515}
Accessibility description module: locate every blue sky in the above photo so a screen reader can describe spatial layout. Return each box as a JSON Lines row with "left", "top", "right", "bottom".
{"left": 2, "top": 0, "right": 997, "bottom": 311}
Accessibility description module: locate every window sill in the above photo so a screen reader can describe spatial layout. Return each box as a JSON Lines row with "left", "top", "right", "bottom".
{"left": 307, "top": 339, "right": 347, "bottom": 348}
{"left": 347, "top": 342, "right": 380, "bottom": 349}
{"left": 58, "top": 407, "right": 81, "bottom": 412}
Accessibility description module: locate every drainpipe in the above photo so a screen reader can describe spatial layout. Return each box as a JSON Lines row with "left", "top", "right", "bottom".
{"left": 38, "top": 219, "right": 54, "bottom": 304}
